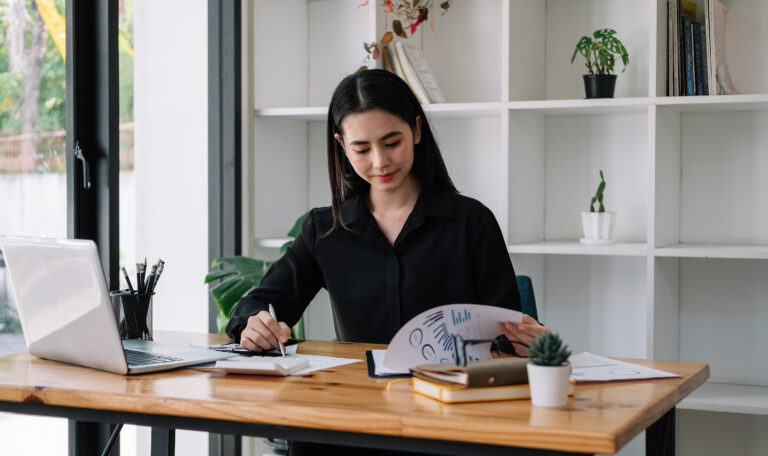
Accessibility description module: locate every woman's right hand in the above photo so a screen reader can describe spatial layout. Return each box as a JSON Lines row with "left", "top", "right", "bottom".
{"left": 239, "top": 310, "right": 291, "bottom": 352}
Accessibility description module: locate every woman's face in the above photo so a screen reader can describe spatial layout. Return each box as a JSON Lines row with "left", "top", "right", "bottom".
{"left": 336, "top": 109, "right": 421, "bottom": 196}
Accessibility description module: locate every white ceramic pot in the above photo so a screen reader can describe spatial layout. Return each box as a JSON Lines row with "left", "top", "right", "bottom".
{"left": 527, "top": 362, "right": 571, "bottom": 407}
{"left": 580, "top": 211, "right": 616, "bottom": 244}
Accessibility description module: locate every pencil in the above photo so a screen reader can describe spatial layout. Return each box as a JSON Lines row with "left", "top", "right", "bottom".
{"left": 152, "top": 260, "right": 165, "bottom": 292}
{"left": 121, "top": 267, "right": 135, "bottom": 294}
{"left": 137, "top": 262, "right": 145, "bottom": 294}
{"left": 146, "top": 265, "right": 158, "bottom": 294}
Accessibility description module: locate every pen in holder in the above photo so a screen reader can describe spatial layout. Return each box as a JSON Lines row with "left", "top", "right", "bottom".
{"left": 110, "top": 290, "right": 154, "bottom": 340}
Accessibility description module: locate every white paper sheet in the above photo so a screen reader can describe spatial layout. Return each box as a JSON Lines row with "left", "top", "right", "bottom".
{"left": 372, "top": 349, "right": 406, "bottom": 376}
{"left": 382, "top": 304, "right": 523, "bottom": 371}
{"left": 569, "top": 352, "right": 680, "bottom": 382}
{"left": 289, "top": 353, "right": 360, "bottom": 375}
{"left": 193, "top": 345, "right": 364, "bottom": 375}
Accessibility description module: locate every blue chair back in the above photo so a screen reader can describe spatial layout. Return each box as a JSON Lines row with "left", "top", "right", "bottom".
{"left": 515, "top": 275, "right": 538, "bottom": 321}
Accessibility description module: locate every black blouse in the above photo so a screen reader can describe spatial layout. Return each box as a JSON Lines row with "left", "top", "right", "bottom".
{"left": 226, "top": 188, "right": 521, "bottom": 344}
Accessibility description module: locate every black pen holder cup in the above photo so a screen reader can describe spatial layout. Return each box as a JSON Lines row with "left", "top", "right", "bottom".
{"left": 110, "top": 291, "right": 154, "bottom": 340}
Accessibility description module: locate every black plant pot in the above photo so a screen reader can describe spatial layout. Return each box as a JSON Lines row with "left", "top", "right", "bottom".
{"left": 583, "top": 74, "right": 617, "bottom": 99}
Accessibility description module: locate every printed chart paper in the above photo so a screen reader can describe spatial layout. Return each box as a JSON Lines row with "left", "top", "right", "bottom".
{"left": 382, "top": 304, "right": 523, "bottom": 371}
{"left": 569, "top": 352, "right": 680, "bottom": 382}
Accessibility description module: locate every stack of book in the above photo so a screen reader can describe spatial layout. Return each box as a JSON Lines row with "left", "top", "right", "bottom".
{"left": 382, "top": 41, "right": 446, "bottom": 104}
{"left": 668, "top": 0, "right": 738, "bottom": 96}
{"left": 409, "top": 357, "right": 532, "bottom": 404}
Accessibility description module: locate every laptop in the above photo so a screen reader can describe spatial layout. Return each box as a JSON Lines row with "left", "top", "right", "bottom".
{"left": 0, "top": 236, "right": 234, "bottom": 374}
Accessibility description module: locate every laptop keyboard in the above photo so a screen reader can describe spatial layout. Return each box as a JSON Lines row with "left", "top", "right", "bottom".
{"left": 124, "top": 349, "right": 183, "bottom": 367}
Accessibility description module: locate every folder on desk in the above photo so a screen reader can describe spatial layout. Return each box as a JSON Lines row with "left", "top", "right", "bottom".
{"left": 366, "top": 350, "right": 411, "bottom": 378}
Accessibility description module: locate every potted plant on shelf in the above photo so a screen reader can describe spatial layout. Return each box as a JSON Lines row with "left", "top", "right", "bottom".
{"left": 526, "top": 332, "right": 572, "bottom": 407}
{"left": 580, "top": 169, "right": 615, "bottom": 245}
{"left": 571, "top": 28, "right": 629, "bottom": 98}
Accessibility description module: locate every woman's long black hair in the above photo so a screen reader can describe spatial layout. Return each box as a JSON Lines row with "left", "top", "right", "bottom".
{"left": 326, "top": 69, "right": 456, "bottom": 231}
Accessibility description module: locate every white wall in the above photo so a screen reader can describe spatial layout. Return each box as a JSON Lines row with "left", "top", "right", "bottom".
{"left": 133, "top": 1, "right": 208, "bottom": 455}
{"left": 134, "top": 0, "right": 208, "bottom": 333}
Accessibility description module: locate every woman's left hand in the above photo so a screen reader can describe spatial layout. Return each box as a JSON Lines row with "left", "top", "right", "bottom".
{"left": 497, "top": 314, "right": 551, "bottom": 357}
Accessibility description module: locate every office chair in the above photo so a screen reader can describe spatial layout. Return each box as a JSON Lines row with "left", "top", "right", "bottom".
{"left": 494, "top": 274, "right": 539, "bottom": 356}
{"left": 516, "top": 274, "right": 539, "bottom": 321}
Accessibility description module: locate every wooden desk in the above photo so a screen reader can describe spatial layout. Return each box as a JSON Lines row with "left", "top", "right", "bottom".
{"left": 0, "top": 332, "right": 708, "bottom": 456}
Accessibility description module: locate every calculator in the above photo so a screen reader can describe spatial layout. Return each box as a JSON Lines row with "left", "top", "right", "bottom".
{"left": 215, "top": 355, "right": 309, "bottom": 376}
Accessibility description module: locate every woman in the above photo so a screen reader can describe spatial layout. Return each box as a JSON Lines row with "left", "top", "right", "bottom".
{"left": 226, "top": 69, "right": 548, "bottom": 358}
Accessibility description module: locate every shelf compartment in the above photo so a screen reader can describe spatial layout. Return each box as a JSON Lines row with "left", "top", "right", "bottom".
{"left": 679, "top": 382, "right": 768, "bottom": 416}
{"left": 654, "top": 243, "right": 768, "bottom": 259}
{"left": 508, "top": 241, "right": 647, "bottom": 256}
{"left": 508, "top": 111, "right": 649, "bottom": 245}
{"left": 655, "top": 109, "right": 768, "bottom": 246}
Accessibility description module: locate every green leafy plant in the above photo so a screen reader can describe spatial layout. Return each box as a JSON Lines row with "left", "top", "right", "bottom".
{"left": 589, "top": 169, "right": 606, "bottom": 213}
{"left": 571, "top": 28, "right": 629, "bottom": 75}
{"left": 204, "top": 213, "right": 308, "bottom": 335}
{"left": 359, "top": 0, "right": 452, "bottom": 63}
{"left": 528, "top": 332, "right": 571, "bottom": 366}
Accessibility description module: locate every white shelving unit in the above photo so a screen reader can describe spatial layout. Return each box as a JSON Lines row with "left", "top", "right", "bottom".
{"left": 245, "top": 1, "right": 768, "bottom": 455}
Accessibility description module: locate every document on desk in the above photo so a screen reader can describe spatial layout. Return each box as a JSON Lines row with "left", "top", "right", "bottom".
{"left": 569, "top": 352, "right": 680, "bottom": 382}
{"left": 382, "top": 304, "right": 523, "bottom": 372}
{"left": 198, "top": 345, "right": 359, "bottom": 375}
{"left": 289, "top": 353, "right": 360, "bottom": 375}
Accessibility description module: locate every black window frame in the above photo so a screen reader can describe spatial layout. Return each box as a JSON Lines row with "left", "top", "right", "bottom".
{"left": 64, "top": 0, "right": 242, "bottom": 454}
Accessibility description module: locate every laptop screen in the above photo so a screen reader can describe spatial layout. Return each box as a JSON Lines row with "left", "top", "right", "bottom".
{"left": 0, "top": 237, "right": 127, "bottom": 373}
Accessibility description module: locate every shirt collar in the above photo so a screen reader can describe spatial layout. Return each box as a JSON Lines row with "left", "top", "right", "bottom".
{"left": 340, "top": 186, "right": 456, "bottom": 228}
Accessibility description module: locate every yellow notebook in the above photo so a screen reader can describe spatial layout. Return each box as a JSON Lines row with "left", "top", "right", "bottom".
{"left": 412, "top": 377, "right": 530, "bottom": 403}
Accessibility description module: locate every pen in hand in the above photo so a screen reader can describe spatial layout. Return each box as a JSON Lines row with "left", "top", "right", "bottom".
{"left": 268, "top": 303, "right": 286, "bottom": 357}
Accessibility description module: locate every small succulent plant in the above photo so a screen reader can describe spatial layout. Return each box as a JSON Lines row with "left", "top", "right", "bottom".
{"left": 528, "top": 332, "right": 571, "bottom": 366}
{"left": 589, "top": 169, "right": 606, "bottom": 213}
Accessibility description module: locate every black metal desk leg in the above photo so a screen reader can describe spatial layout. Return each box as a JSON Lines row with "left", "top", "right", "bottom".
{"left": 151, "top": 427, "right": 175, "bottom": 456}
{"left": 646, "top": 407, "right": 675, "bottom": 456}
{"left": 68, "top": 420, "right": 119, "bottom": 456}
{"left": 209, "top": 434, "right": 242, "bottom": 456}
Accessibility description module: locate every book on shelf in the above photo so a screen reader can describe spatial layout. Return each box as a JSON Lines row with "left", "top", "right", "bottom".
{"left": 667, "top": 0, "right": 676, "bottom": 95}
{"left": 392, "top": 41, "right": 430, "bottom": 104}
{"left": 699, "top": 24, "right": 709, "bottom": 95}
{"left": 705, "top": 0, "right": 715, "bottom": 94}
{"left": 682, "top": 13, "right": 695, "bottom": 96}
{"left": 386, "top": 43, "right": 407, "bottom": 82}
{"left": 707, "top": 0, "right": 739, "bottom": 95}
{"left": 395, "top": 41, "right": 446, "bottom": 103}
{"left": 412, "top": 377, "right": 532, "bottom": 403}
{"left": 381, "top": 45, "right": 394, "bottom": 73}
{"left": 692, "top": 22, "right": 705, "bottom": 95}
